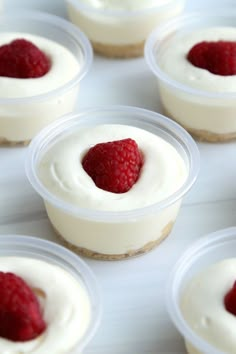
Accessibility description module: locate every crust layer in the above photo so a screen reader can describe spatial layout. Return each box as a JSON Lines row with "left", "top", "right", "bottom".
{"left": 163, "top": 108, "right": 236, "bottom": 142}
{"left": 54, "top": 221, "right": 174, "bottom": 261}
{"left": 0, "top": 137, "right": 30, "bottom": 146}
{"left": 92, "top": 40, "right": 144, "bottom": 58}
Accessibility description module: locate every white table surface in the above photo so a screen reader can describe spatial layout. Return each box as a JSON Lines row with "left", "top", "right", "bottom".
{"left": 1, "top": 0, "right": 236, "bottom": 353}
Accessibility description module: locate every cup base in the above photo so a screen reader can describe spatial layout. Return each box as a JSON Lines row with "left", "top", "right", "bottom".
{"left": 53, "top": 221, "right": 174, "bottom": 261}
{"left": 185, "top": 126, "right": 236, "bottom": 143}
{"left": 0, "top": 136, "right": 30, "bottom": 146}
{"left": 164, "top": 108, "right": 236, "bottom": 142}
{"left": 92, "top": 40, "right": 144, "bottom": 58}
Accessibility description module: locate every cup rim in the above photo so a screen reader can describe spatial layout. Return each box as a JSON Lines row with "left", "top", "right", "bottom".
{"left": 144, "top": 11, "right": 236, "bottom": 100}
{"left": 0, "top": 10, "right": 93, "bottom": 105}
{"left": 166, "top": 227, "right": 236, "bottom": 354}
{"left": 0, "top": 234, "right": 102, "bottom": 352}
{"left": 66, "top": 0, "right": 185, "bottom": 18}
{"left": 25, "top": 105, "right": 200, "bottom": 222}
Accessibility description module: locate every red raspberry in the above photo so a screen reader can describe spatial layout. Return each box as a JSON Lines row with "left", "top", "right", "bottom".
{"left": 0, "top": 38, "right": 51, "bottom": 78}
{"left": 82, "top": 138, "right": 143, "bottom": 193}
{"left": 187, "top": 40, "right": 236, "bottom": 76}
{"left": 0, "top": 272, "right": 46, "bottom": 341}
{"left": 224, "top": 281, "right": 236, "bottom": 316}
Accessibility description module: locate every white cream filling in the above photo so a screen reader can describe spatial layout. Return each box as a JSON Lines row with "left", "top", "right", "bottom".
{"left": 181, "top": 259, "right": 236, "bottom": 353}
{"left": 158, "top": 27, "right": 236, "bottom": 93}
{"left": 38, "top": 124, "right": 187, "bottom": 212}
{"left": 67, "top": 0, "right": 185, "bottom": 45}
{"left": 0, "top": 33, "right": 80, "bottom": 98}
{"left": 79, "top": 0, "right": 172, "bottom": 11}
{"left": 0, "top": 257, "right": 91, "bottom": 354}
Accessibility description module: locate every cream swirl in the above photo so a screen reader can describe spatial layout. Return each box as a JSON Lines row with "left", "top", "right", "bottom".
{"left": 181, "top": 259, "right": 236, "bottom": 354}
{"left": 38, "top": 124, "right": 187, "bottom": 212}
{"left": 0, "top": 33, "right": 80, "bottom": 98}
{"left": 0, "top": 257, "right": 91, "bottom": 354}
{"left": 159, "top": 27, "right": 236, "bottom": 93}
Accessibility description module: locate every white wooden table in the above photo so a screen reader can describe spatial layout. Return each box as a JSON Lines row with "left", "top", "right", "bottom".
{"left": 1, "top": 0, "right": 236, "bottom": 353}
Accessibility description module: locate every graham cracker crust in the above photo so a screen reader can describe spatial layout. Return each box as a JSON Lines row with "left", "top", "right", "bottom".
{"left": 91, "top": 40, "right": 144, "bottom": 58}
{"left": 54, "top": 221, "right": 174, "bottom": 261}
{"left": 163, "top": 108, "right": 236, "bottom": 142}
{"left": 186, "top": 127, "right": 236, "bottom": 143}
{"left": 0, "top": 137, "right": 30, "bottom": 146}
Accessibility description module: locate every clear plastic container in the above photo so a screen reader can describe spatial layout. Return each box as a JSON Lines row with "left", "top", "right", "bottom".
{"left": 66, "top": 0, "right": 186, "bottom": 58}
{"left": 25, "top": 106, "right": 200, "bottom": 260}
{"left": 0, "top": 11, "right": 93, "bottom": 144}
{"left": 145, "top": 12, "right": 236, "bottom": 142}
{"left": 167, "top": 227, "right": 236, "bottom": 354}
{"left": 0, "top": 234, "right": 102, "bottom": 353}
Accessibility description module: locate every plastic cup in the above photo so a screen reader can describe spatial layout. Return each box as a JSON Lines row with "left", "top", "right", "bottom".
{"left": 0, "top": 11, "right": 92, "bottom": 145}
{"left": 0, "top": 234, "right": 102, "bottom": 353}
{"left": 167, "top": 227, "right": 236, "bottom": 354}
{"left": 66, "top": 0, "right": 186, "bottom": 58}
{"left": 25, "top": 106, "right": 199, "bottom": 261}
{"left": 145, "top": 13, "right": 236, "bottom": 142}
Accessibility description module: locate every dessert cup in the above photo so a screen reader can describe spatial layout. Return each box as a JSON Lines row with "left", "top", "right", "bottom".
{"left": 167, "top": 227, "right": 236, "bottom": 354}
{"left": 66, "top": 0, "right": 186, "bottom": 58}
{"left": 145, "top": 13, "right": 236, "bottom": 142}
{"left": 25, "top": 106, "right": 199, "bottom": 261}
{"left": 0, "top": 234, "right": 101, "bottom": 353}
{"left": 0, "top": 11, "right": 92, "bottom": 145}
